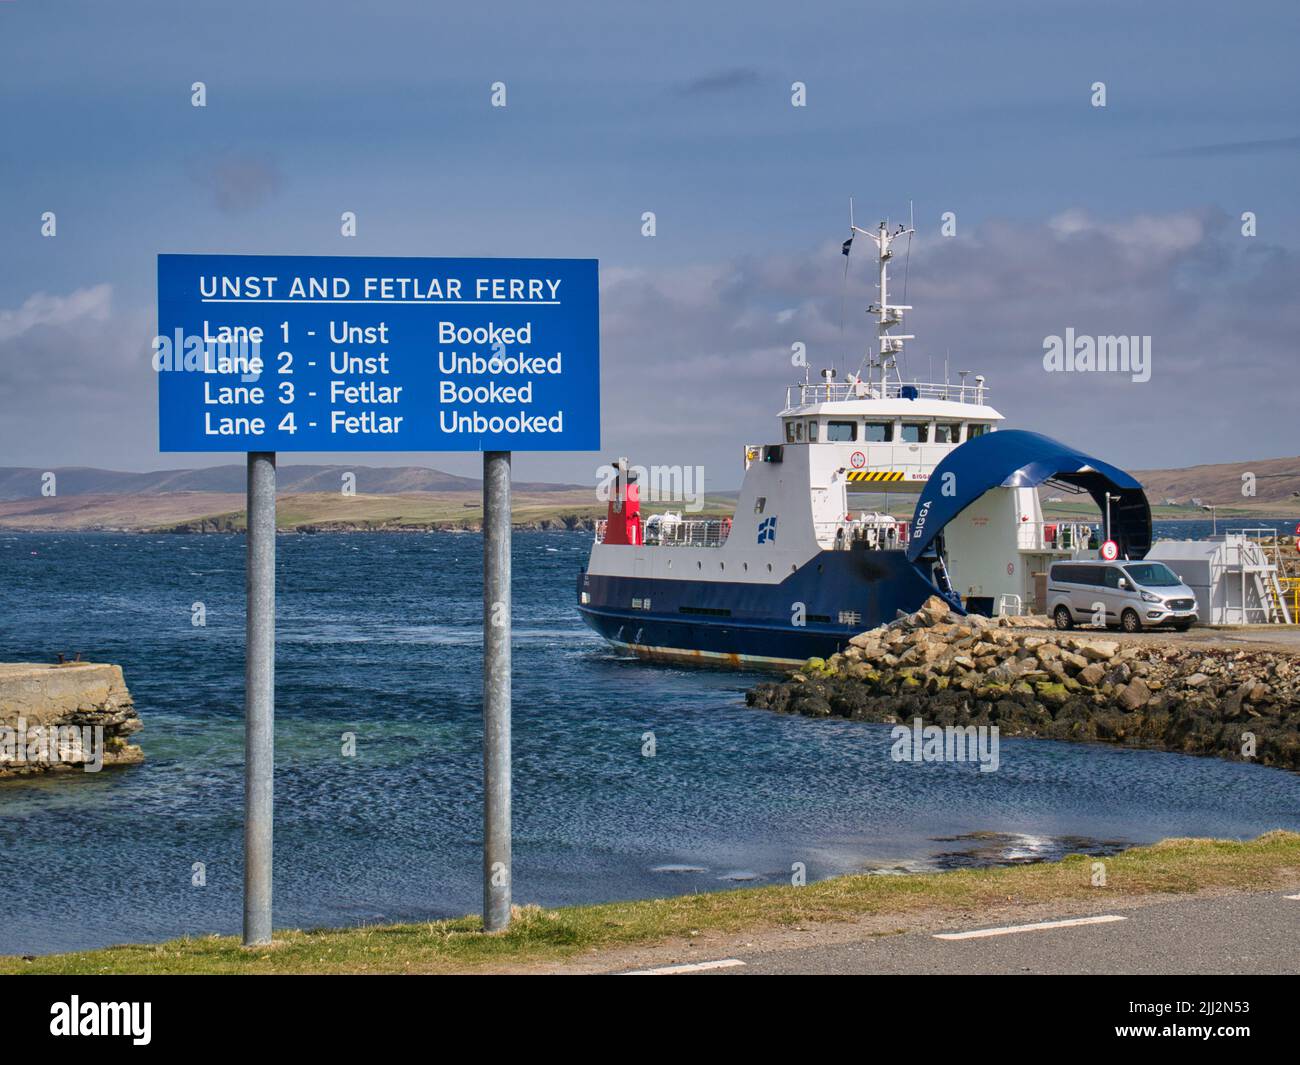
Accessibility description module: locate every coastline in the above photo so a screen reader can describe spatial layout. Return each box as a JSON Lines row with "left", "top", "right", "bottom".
{"left": 1, "top": 509, "right": 1296, "bottom": 535}
{"left": 746, "top": 598, "right": 1300, "bottom": 771}
{"left": 4, "top": 831, "right": 1296, "bottom": 974}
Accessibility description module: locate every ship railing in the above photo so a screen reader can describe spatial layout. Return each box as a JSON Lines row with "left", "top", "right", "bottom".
{"left": 594, "top": 517, "right": 732, "bottom": 547}
{"left": 786, "top": 379, "right": 989, "bottom": 409}
{"left": 650, "top": 518, "right": 732, "bottom": 547}
{"left": 814, "top": 518, "right": 911, "bottom": 551}
{"left": 1018, "top": 521, "right": 1098, "bottom": 552}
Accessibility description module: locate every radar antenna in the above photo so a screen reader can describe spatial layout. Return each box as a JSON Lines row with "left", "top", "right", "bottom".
{"left": 859, "top": 217, "right": 914, "bottom": 392}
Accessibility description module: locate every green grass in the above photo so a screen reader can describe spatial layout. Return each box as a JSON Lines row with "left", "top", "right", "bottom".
{"left": 5, "top": 831, "right": 1299, "bottom": 975}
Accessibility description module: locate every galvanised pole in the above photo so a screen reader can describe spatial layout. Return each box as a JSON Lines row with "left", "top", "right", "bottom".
{"left": 244, "top": 451, "right": 276, "bottom": 946}
{"left": 482, "top": 450, "right": 513, "bottom": 931}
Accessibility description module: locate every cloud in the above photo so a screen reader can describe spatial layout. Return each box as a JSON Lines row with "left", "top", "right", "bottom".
{"left": 676, "top": 67, "right": 762, "bottom": 96}
{"left": 0, "top": 285, "right": 112, "bottom": 344}
{"left": 0, "top": 285, "right": 156, "bottom": 467}
{"left": 188, "top": 152, "right": 283, "bottom": 213}
{"left": 1154, "top": 135, "right": 1300, "bottom": 158}
{"left": 598, "top": 208, "right": 1300, "bottom": 480}
{"left": 2, "top": 209, "right": 1295, "bottom": 480}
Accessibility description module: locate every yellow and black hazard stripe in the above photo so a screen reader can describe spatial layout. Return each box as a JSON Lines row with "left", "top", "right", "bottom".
{"left": 846, "top": 470, "right": 905, "bottom": 483}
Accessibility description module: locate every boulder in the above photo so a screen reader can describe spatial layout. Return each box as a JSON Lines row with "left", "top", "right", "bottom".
{"left": 1075, "top": 640, "right": 1120, "bottom": 662}
{"left": 1078, "top": 663, "right": 1107, "bottom": 687}
{"left": 918, "top": 596, "right": 952, "bottom": 624}
{"left": 1117, "top": 678, "right": 1151, "bottom": 711}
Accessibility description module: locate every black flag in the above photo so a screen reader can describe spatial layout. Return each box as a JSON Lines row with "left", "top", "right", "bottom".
{"left": 841, "top": 236, "right": 853, "bottom": 256}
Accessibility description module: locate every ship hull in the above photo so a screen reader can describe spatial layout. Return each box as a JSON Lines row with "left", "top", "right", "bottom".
{"left": 577, "top": 544, "right": 949, "bottom": 669}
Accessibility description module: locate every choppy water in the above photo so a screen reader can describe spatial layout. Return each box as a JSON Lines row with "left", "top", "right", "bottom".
{"left": 1, "top": 529, "right": 1298, "bottom": 955}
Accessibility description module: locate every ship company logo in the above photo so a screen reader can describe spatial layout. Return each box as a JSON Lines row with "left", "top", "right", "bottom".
{"left": 912, "top": 499, "right": 931, "bottom": 541}
{"left": 756, "top": 516, "right": 778, "bottom": 544}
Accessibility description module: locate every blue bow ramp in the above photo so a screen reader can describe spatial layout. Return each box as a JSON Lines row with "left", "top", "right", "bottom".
{"left": 906, "top": 429, "right": 1151, "bottom": 562}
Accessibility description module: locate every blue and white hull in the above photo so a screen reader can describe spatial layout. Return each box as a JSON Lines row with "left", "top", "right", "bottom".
{"left": 578, "top": 543, "right": 948, "bottom": 668}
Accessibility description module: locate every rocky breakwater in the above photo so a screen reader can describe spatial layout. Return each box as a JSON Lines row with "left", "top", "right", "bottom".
{"left": 0, "top": 662, "right": 144, "bottom": 777}
{"left": 746, "top": 597, "right": 1300, "bottom": 770}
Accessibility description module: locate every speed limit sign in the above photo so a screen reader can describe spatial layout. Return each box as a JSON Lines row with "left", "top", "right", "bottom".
{"left": 1100, "top": 540, "right": 1119, "bottom": 561}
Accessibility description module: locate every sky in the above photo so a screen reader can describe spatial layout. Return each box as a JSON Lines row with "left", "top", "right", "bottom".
{"left": 2, "top": 0, "right": 1298, "bottom": 488}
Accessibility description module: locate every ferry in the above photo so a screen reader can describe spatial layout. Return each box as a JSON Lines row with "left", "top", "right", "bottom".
{"left": 577, "top": 213, "right": 1152, "bottom": 667}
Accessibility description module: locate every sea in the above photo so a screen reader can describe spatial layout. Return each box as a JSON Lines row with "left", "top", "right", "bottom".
{"left": 1, "top": 520, "right": 1298, "bottom": 955}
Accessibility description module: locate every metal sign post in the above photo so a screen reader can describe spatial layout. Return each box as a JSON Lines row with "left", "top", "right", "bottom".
{"left": 157, "top": 255, "right": 599, "bottom": 944}
{"left": 482, "top": 450, "right": 512, "bottom": 931}
{"left": 244, "top": 450, "right": 276, "bottom": 946}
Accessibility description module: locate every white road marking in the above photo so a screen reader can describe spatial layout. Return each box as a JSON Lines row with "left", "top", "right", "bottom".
{"left": 1284, "top": 894, "right": 1300, "bottom": 901}
{"left": 623, "top": 958, "right": 746, "bottom": 975}
{"left": 934, "top": 914, "right": 1127, "bottom": 940}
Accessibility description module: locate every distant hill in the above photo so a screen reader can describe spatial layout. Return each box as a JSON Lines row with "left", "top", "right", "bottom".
{"left": 0, "top": 457, "right": 1294, "bottom": 532}
{"left": 1130, "top": 455, "right": 1300, "bottom": 506}
{"left": 0, "top": 464, "right": 581, "bottom": 500}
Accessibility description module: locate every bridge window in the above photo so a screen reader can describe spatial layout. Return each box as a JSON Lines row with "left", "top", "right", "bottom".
{"left": 933, "top": 423, "right": 956, "bottom": 444}
{"left": 794, "top": 422, "right": 805, "bottom": 442}
{"left": 826, "top": 420, "right": 856, "bottom": 442}
{"left": 967, "top": 423, "right": 988, "bottom": 439}
{"left": 900, "top": 422, "right": 929, "bottom": 443}
{"left": 785, "top": 420, "right": 796, "bottom": 443}
{"left": 862, "top": 421, "right": 893, "bottom": 442}
{"left": 808, "top": 420, "right": 819, "bottom": 442}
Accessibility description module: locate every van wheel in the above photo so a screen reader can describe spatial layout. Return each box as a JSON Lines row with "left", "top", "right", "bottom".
{"left": 1120, "top": 609, "right": 1142, "bottom": 634}
{"left": 1053, "top": 605, "right": 1074, "bottom": 630}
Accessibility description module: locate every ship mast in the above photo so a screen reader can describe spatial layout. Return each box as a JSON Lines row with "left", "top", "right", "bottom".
{"left": 849, "top": 209, "right": 914, "bottom": 391}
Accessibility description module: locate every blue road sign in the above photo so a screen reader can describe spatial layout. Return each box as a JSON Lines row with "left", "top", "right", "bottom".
{"left": 156, "top": 254, "right": 600, "bottom": 452}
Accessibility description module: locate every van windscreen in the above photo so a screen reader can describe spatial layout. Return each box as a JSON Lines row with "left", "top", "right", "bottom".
{"left": 1124, "top": 563, "right": 1181, "bottom": 587}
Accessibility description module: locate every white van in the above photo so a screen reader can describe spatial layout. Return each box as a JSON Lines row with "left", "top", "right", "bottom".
{"left": 1048, "top": 560, "right": 1198, "bottom": 633}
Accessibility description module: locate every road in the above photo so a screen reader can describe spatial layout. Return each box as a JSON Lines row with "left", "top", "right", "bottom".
{"left": 620, "top": 892, "right": 1300, "bottom": 975}
{"left": 1010, "top": 623, "right": 1300, "bottom": 654}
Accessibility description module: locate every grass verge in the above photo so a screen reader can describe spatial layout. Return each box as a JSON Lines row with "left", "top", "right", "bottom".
{"left": 5, "top": 831, "right": 1299, "bottom": 975}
